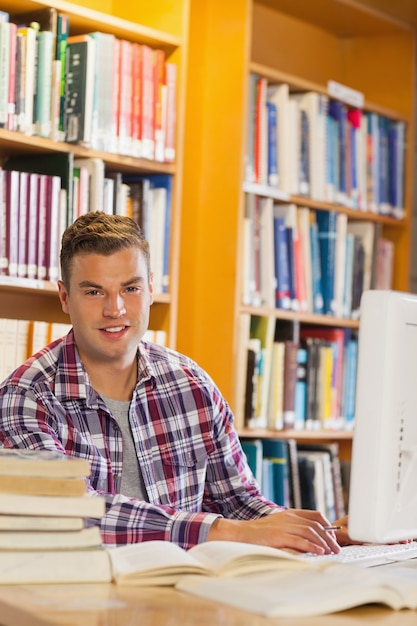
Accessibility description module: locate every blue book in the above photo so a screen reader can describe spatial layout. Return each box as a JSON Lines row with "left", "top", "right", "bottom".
{"left": 285, "top": 226, "right": 297, "bottom": 310}
{"left": 273, "top": 215, "right": 291, "bottom": 310}
{"left": 240, "top": 439, "right": 263, "bottom": 485}
{"left": 294, "top": 347, "right": 307, "bottom": 430}
{"left": 328, "top": 100, "right": 347, "bottom": 205}
{"left": 266, "top": 101, "right": 278, "bottom": 186}
{"left": 262, "top": 439, "right": 290, "bottom": 507}
{"left": 316, "top": 210, "right": 338, "bottom": 315}
{"left": 309, "top": 218, "right": 324, "bottom": 314}
{"left": 343, "top": 338, "right": 358, "bottom": 429}
{"left": 299, "top": 109, "right": 309, "bottom": 195}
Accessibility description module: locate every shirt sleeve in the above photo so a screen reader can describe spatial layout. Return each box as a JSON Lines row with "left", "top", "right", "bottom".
{"left": 200, "top": 379, "right": 284, "bottom": 520}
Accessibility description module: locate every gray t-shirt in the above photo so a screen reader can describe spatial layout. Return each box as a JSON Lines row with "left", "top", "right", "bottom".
{"left": 101, "top": 396, "right": 149, "bottom": 501}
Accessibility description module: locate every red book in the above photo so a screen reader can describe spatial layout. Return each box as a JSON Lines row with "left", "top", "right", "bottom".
{"left": 254, "top": 76, "right": 267, "bottom": 184}
{"left": 111, "top": 37, "right": 120, "bottom": 154}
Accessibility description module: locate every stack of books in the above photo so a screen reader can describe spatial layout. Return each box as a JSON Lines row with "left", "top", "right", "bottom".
{"left": 0, "top": 448, "right": 111, "bottom": 584}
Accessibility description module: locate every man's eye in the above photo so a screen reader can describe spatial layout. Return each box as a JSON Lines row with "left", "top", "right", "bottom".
{"left": 86, "top": 289, "right": 100, "bottom": 296}
{"left": 126, "top": 286, "right": 140, "bottom": 293}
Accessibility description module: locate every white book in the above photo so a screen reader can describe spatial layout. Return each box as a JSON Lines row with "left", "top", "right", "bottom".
{"left": 259, "top": 197, "right": 275, "bottom": 308}
{"left": 0, "top": 22, "right": 10, "bottom": 126}
{"left": 0, "top": 526, "right": 102, "bottom": 550}
{"left": 89, "top": 32, "right": 115, "bottom": 153}
{"left": 0, "top": 549, "right": 111, "bottom": 584}
{"left": 74, "top": 158, "right": 105, "bottom": 213}
{"left": 0, "top": 492, "right": 105, "bottom": 519}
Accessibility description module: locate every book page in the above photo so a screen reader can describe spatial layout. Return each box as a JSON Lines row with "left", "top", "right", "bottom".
{"left": 107, "top": 541, "right": 207, "bottom": 585}
{"left": 176, "top": 563, "right": 406, "bottom": 617}
{"left": 188, "top": 541, "right": 312, "bottom": 576}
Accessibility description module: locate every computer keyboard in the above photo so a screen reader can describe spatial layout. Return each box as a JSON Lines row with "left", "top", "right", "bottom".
{"left": 300, "top": 541, "right": 417, "bottom": 568}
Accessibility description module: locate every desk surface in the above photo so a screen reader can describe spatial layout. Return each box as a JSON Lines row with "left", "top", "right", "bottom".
{"left": 0, "top": 583, "right": 416, "bottom": 626}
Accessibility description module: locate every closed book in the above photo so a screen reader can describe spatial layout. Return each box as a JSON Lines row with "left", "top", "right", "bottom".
{"left": 0, "top": 473, "right": 86, "bottom": 497}
{"left": 16, "top": 25, "right": 37, "bottom": 135}
{"left": 117, "top": 38, "right": 133, "bottom": 156}
{"left": 240, "top": 439, "right": 263, "bottom": 484}
{"left": 0, "top": 526, "right": 102, "bottom": 550}
{"left": 153, "top": 48, "right": 166, "bottom": 162}
{"left": 64, "top": 34, "right": 96, "bottom": 146}
{"left": 139, "top": 43, "right": 155, "bottom": 160}
{"left": 17, "top": 171, "right": 29, "bottom": 277}
{"left": 5, "top": 169, "right": 19, "bottom": 277}
{"left": 163, "top": 61, "right": 177, "bottom": 162}
{"left": 34, "top": 29, "right": 54, "bottom": 137}
{"left": 282, "top": 340, "right": 298, "bottom": 430}
{"left": 0, "top": 492, "right": 105, "bottom": 518}
{"left": 294, "top": 346, "right": 307, "bottom": 431}
{"left": 7, "top": 22, "right": 16, "bottom": 131}
{"left": 316, "top": 210, "right": 338, "bottom": 315}
{"left": 273, "top": 214, "right": 291, "bottom": 310}
{"left": 0, "top": 515, "right": 84, "bottom": 532}
{"left": 266, "top": 100, "right": 278, "bottom": 186}
{"left": 0, "top": 448, "right": 90, "bottom": 478}
{"left": 0, "top": 22, "right": 10, "bottom": 127}
{"left": 89, "top": 31, "right": 116, "bottom": 153}
{"left": 0, "top": 548, "right": 111, "bottom": 584}
{"left": 262, "top": 439, "right": 290, "bottom": 507}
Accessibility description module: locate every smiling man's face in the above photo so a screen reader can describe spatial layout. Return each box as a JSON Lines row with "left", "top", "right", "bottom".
{"left": 58, "top": 246, "right": 154, "bottom": 371}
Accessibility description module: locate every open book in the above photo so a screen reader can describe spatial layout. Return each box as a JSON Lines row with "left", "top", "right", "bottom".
{"left": 176, "top": 560, "right": 417, "bottom": 617}
{"left": 107, "top": 540, "right": 318, "bottom": 586}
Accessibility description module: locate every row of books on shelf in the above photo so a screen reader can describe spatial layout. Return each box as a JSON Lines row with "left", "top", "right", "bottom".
{"left": 0, "top": 6, "right": 177, "bottom": 161}
{"left": 247, "top": 74, "right": 406, "bottom": 218}
{"left": 241, "top": 437, "right": 350, "bottom": 524}
{"left": 0, "top": 317, "right": 167, "bottom": 382}
{"left": 242, "top": 199, "right": 393, "bottom": 316}
{"left": 0, "top": 155, "right": 172, "bottom": 294}
{"left": 237, "top": 315, "right": 358, "bottom": 432}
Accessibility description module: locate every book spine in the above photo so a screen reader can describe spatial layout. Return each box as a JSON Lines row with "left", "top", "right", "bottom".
{"left": 117, "top": 39, "right": 133, "bottom": 156}
{"left": 140, "top": 44, "right": 155, "bottom": 160}
{"left": 17, "top": 171, "right": 29, "bottom": 278}
{"left": 153, "top": 48, "right": 166, "bottom": 162}
{"left": 5, "top": 169, "right": 19, "bottom": 277}
{"left": 7, "top": 22, "right": 16, "bottom": 131}
{"left": 0, "top": 22, "right": 10, "bottom": 127}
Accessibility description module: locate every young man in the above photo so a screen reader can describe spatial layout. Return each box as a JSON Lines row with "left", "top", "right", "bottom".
{"left": 0, "top": 212, "right": 348, "bottom": 552}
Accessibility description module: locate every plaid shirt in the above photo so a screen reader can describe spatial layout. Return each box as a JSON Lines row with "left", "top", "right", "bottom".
{"left": 0, "top": 331, "right": 280, "bottom": 548}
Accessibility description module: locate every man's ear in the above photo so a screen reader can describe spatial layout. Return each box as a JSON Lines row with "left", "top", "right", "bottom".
{"left": 57, "top": 281, "right": 69, "bottom": 314}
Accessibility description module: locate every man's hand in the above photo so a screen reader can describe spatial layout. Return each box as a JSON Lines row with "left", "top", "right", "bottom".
{"left": 208, "top": 509, "right": 341, "bottom": 555}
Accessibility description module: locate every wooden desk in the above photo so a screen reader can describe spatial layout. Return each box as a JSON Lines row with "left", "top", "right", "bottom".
{"left": 0, "top": 583, "right": 416, "bottom": 626}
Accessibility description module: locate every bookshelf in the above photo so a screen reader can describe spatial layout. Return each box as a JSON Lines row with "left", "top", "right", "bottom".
{"left": 178, "top": 0, "right": 415, "bottom": 459}
{"left": 0, "top": 0, "right": 189, "bottom": 349}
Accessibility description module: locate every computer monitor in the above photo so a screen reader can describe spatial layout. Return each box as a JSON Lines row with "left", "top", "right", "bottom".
{"left": 348, "top": 289, "right": 417, "bottom": 544}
